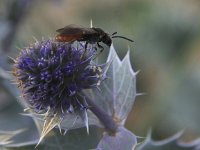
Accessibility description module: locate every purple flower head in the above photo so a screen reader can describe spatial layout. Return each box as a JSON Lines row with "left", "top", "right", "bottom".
{"left": 13, "top": 39, "right": 106, "bottom": 114}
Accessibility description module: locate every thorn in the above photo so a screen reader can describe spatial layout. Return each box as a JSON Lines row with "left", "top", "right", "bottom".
{"left": 64, "top": 129, "right": 68, "bottom": 135}
{"left": 135, "top": 70, "right": 140, "bottom": 76}
{"left": 90, "top": 19, "right": 93, "bottom": 28}
{"left": 146, "top": 128, "right": 152, "bottom": 139}
{"left": 84, "top": 110, "right": 89, "bottom": 135}
{"left": 19, "top": 113, "right": 29, "bottom": 116}
{"left": 32, "top": 36, "right": 38, "bottom": 43}
{"left": 58, "top": 124, "right": 62, "bottom": 135}
{"left": 95, "top": 86, "right": 102, "bottom": 92}
{"left": 97, "top": 80, "right": 101, "bottom": 86}
{"left": 7, "top": 56, "right": 17, "bottom": 63}
{"left": 24, "top": 108, "right": 30, "bottom": 112}
{"left": 15, "top": 46, "right": 22, "bottom": 50}
{"left": 127, "top": 45, "right": 130, "bottom": 51}
{"left": 136, "top": 135, "right": 146, "bottom": 139}
{"left": 136, "top": 93, "right": 146, "bottom": 96}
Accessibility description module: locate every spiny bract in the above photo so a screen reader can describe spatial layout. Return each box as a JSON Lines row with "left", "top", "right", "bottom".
{"left": 13, "top": 39, "right": 106, "bottom": 115}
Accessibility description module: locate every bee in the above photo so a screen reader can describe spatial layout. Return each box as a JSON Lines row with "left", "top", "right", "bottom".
{"left": 55, "top": 24, "right": 133, "bottom": 52}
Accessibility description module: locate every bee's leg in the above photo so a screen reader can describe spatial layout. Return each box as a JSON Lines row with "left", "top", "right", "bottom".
{"left": 94, "top": 46, "right": 98, "bottom": 51}
{"left": 97, "top": 42, "right": 104, "bottom": 53}
{"left": 81, "top": 42, "right": 88, "bottom": 59}
{"left": 93, "top": 42, "right": 104, "bottom": 60}
{"left": 84, "top": 41, "right": 88, "bottom": 50}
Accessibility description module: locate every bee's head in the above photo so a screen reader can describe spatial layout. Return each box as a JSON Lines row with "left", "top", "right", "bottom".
{"left": 102, "top": 34, "right": 112, "bottom": 47}
{"left": 93, "top": 28, "right": 112, "bottom": 47}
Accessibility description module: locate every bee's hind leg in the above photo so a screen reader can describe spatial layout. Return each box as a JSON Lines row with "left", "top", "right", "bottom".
{"left": 97, "top": 42, "right": 104, "bottom": 53}
{"left": 84, "top": 41, "right": 89, "bottom": 50}
{"left": 81, "top": 42, "right": 89, "bottom": 59}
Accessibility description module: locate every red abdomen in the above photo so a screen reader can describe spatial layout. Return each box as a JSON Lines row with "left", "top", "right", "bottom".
{"left": 55, "top": 35, "right": 83, "bottom": 42}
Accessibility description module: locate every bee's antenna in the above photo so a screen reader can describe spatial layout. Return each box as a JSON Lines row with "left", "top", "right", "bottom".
{"left": 112, "top": 35, "right": 134, "bottom": 42}
{"left": 112, "top": 32, "right": 117, "bottom": 35}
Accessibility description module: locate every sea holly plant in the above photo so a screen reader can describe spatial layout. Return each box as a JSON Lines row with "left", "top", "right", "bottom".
{"left": 0, "top": 38, "right": 200, "bottom": 150}
{"left": 8, "top": 38, "right": 137, "bottom": 149}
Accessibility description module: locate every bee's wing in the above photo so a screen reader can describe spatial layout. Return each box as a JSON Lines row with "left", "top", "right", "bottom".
{"left": 56, "top": 24, "right": 95, "bottom": 36}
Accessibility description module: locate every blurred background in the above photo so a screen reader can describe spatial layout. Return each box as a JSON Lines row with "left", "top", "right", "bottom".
{"left": 0, "top": 0, "right": 200, "bottom": 144}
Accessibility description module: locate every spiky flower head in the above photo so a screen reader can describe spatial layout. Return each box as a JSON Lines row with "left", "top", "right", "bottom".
{"left": 13, "top": 39, "right": 106, "bottom": 115}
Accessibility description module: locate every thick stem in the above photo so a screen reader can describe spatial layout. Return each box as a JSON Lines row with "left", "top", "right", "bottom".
{"left": 83, "top": 93, "right": 118, "bottom": 134}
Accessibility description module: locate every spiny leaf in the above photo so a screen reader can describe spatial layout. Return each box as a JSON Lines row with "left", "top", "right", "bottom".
{"left": 58, "top": 110, "right": 102, "bottom": 131}
{"left": 0, "top": 129, "right": 25, "bottom": 145}
{"left": 97, "top": 127, "right": 137, "bottom": 150}
{"left": 3, "top": 127, "right": 101, "bottom": 150}
{"left": 79, "top": 109, "right": 89, "bottom": 134}
{"left": 20, "top": 107, "right": 102, "bottom": 147}
{"left": 136, "top": 131, "right": 200, "bottom": 150}
{"left": 0, "top": 103, "right": 39, "bottom": 148}
{"left": 84, "top": 46, "right": 138, "bottom": 150}
{"left": 84, "top": 45, "right": 137, "bottom": 125}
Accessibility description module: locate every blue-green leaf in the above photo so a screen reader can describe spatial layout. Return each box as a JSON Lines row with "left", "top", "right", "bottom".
{"left": 0, "top": 102, "right": 39, "bottom": 148}
{"left": 136, "top": 131, "right": 200, "bottom": 150}
{"left": 4, "top": 127, "right": 101, "bottom": 150}
{"left": 85, "top": 45, "right": 137, "bottom": 125}
{"left": 97, "top": 127, "right": 137, "bottom": 150}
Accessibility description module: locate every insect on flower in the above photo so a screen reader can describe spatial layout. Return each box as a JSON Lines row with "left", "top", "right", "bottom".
{"left": 55, "top": 24, "right": 134, "bottom": 52}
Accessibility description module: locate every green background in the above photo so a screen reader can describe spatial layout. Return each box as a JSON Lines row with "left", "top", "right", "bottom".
{"left": 1, "top": 0, "right": 200, "bottom": 144}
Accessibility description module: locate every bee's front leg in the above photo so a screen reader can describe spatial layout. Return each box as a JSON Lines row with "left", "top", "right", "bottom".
{"left": 80, "top": 41, "right": 89, "bottom": 59}
{"left": 97, "top": 42, "right": 104, "bottom": 53}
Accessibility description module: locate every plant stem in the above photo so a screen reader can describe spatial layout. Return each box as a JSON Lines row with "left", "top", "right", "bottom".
{"left": 83, "top": 93, "right": 118, "bottom": 134}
